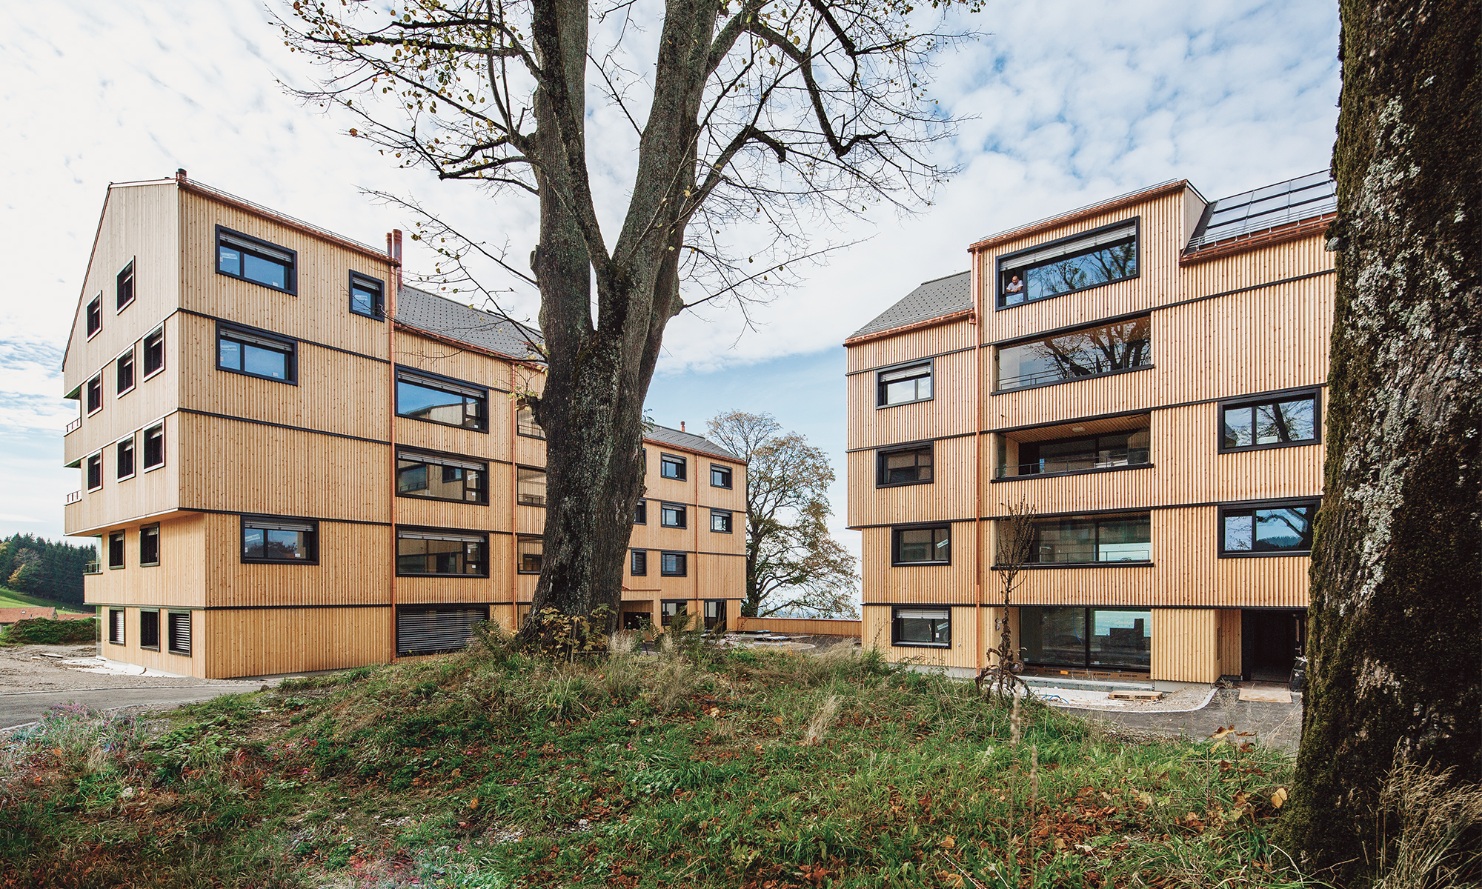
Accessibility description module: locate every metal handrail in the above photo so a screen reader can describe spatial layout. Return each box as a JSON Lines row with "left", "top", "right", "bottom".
{"left": 998, "top": 353, "right": 1151, "bottom": 391}
{"left": 65, "top": 417, "right": 82, "bottom": 435}
{"left": 65, "top": 490, "right": 82, "bottom": 505}
{"left": 999, "top": 449, "right": 1151, "bottom": 479}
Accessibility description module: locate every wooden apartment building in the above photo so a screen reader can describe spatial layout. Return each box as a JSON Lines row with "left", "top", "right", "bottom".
{"left": 845, "top": 172, "right": 1335, "bottom": 684}
{"left": 62, "top": 174, "right": 745, "bottom": 678}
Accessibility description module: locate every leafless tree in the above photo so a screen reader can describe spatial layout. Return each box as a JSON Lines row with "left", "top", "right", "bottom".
{"left": 976, "top": 499, "right": 1036, "bottom": 700}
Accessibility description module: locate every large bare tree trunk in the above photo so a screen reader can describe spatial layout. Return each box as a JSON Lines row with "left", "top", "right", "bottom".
{"left": 1277, "top": 0, "right": 1482, "bottom": 881}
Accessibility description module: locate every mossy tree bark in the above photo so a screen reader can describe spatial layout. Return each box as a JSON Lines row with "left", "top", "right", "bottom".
{"left": 1277, "top": 0, "right": 1482, "bottom": 881}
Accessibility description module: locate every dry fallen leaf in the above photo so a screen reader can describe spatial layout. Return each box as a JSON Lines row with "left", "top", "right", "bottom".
{"left": 1271, "top": 787, "right": 1288, "bottom": 809}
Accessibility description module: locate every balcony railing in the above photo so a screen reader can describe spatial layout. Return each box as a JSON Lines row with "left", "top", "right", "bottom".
{"left": 998, "top": 449, "right": 1151, "bottom": 480}
{"left": 65, "top": 417, "right": 82, "bottom": 435}
{"left": 84, "top": 559, "right": 102, "bottom": 575}
{"left": 65, "top": 490, "right": 82, "bottom": 505}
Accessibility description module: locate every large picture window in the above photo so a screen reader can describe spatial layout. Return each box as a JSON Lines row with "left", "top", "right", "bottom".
{"left": 216, "top": 227, "right": 296, "bottom": 293}
{"left": 892, "top": 525, "right": 950, "bottom": 565}
{"left": 876, "top": 361, "right": 932, "bottom": 407}
{"left": 396, "top": 449, "right": 487, "bottom": 504}
{"left": 1220, "top": 500, "right": 1318, "bottom": 556}
{"left": 1020, "top": 606, "right": 1150, "bottom": 671}
{"left": 1027, "top": 514, "right": 1151, "bottom": 564}
{"left": 218, "top": 324, "right": 297, "bottom": 383}
{"left": 396, "top": 371, "right": 487, "bottom": 431}
{"left": 877, "top": 443, "right": 933, "bottom": 487}
{"left": 997, "top": 219, "right": 1138, "bottom": 308}
{"left": 996, "top": 317, "right": 1151, "bottom": 391}
{"left": 1221, "top": 391, "right": 1320, "bottom": 451}
{"left": 397, "top": 528, "right": 489, "bottom": 576}
{"left": 242, "top": 516, "right": 318, "bottom": 564}
{"left": 892, "top": 606, "right": 950, "bottom": 647}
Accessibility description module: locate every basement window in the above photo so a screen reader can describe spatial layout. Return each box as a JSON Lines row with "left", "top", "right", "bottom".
{"left": 216, "top": 227, "right": 296, "bottom": 293}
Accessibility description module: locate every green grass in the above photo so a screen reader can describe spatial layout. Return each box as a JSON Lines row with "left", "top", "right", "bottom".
{"left": 0, "top": 636, "right": 1310, "bottom": 888}
{"left": 1, "top": 616, "right": 98, "bottom": 646}
{"left": 0, "top": 586, "right": 90, "bottom": 613}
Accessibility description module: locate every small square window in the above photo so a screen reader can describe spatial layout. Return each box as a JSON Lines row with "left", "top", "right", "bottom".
{"left": 139, "top": 610, "right": 160, "bottom": 649}
{"left": 116, "top": 261, "right": 135, "bottom": 312}
{"left": 349, "top": 272, "right": 385, "bottom": 318}
{"left": 661, "top": 552, "right": 687, "bottom": 577}
{"left": 107, "top": 531, "right": 125, "bottom": 569}
{"left": 143, "top": 425, "right": 165, "bottom": 471}
{"left": 660, "top": 454, "right": 686, "bottom": 480}
{"left": 630, "top": 549, "right": 647, "bottom": 576}
{"left": 660, "top": 503, "right": 687, "bottom": 529}
{"left": 86, "top": 295, "right": 103, "bottom": 337}
{"left": 140, "top": 524, "right": 160, "bottom": 567}
{"left": 167, "top": 612, "right": 192, "bottom": 655}
{"left": 710, "top": 509, "right": 733, "bottom": 533}
{"left": 710, "top": 465, "right": 732, "bottom": 488}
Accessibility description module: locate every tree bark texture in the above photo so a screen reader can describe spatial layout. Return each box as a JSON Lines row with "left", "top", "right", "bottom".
{"left": 1278, "top": 0, "right": 1482, "bottom": 881}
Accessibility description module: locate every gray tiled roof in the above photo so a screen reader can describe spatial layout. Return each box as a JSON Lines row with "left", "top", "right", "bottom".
{"left": 1187, "top": 171, "right": 1335, "bottom": 251}
{"left": 396, "top": 285, "right": 543, "bottom": 360}
{"left": 644, "top": 424, "right": 740, "bottom": 461}
{"left": 849, "top": 271, "right": 972, "bottom": 339}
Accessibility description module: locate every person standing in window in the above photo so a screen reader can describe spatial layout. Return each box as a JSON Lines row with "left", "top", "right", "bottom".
{"left": 1004, "top": 274, "right": 1026, "bottom": 304}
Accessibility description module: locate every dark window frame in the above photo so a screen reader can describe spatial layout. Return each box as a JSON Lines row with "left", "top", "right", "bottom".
{"left": 395, "top": 447, "right": 489, "bottom": 505}
{"left": 167, "top": 611, "right": 192, "bottom": 656}
{"left": 516, "top": 535, "right": 544, "bottom": 575}
{"left": 240, "top": 515, "right": 320, "bottom": 565}
{"left": 994, "top": 315, "right": 1153, "bottom": 393}
{"left": 86, "top": 452, "right": 104, "bottom": 492}
{"left": 116, "top": 260, "right": 136, "bottom": 312}
{"left": 395, "top": 526, "right": 490, "bottom": 577}
{"left": 710, "top": 464, "right": 733, "bottom": 488}
{"left": 891, "top": 523, "right": 952, "bottom": 566}
{"left": 630, "top": 549, "right": 648, "bottom": 576}
{"left": 515, "top": 403, "right": 545, "bottom": 439}
{"left": 1023, "top": 512, "right": 1153, "bottom": 566}
{"left": 86, "top": 294, "right": 103, "bottom": 338}
{"left": 107, "top": 608, "right": 125, "bottom": 645}
{"left": 348, "top": 271, "right": 386, "bottom": 319}
{"left": 116, "top": 435, "right": 136, "bottom": 481}
{"left": 890, "top": 605, "right": 951, "bottom": 648}
{"left": 516, "top": 465, "right": 548, "bottom": 507}
{"left": 875, "top": 359, "right": 934, "bottom": 409}
{"left": 876, "top": 441, "right": 934, "bottom": 488}
{"left": 1218, "top": 498, "right": 1320, "bottom": 558}
{"left": 660, "top": 551, "right": 687, "bottom": 577}
{"left": 107, "top": 531, "right": 125, "bottom": 570}
{"left": 216, "top": 321, "right": 299, "bottom": 385}
{"left": 1218, "top": 388, "right": 1323, "bottom": 453}
{"left": 395, "top": 369, "right": 489, "bottom": 432}
{"left": 634, "top": 499, "right": 648, "bottom": 524}
{"left": 85, "top": 374, "right": 103, "bottom": 415}
{"left": 1019, "top": 605, "right": 1152, "bottom": 672}
{"left": 142, "top": 327, "right": 165, "bottom": 379}
{"left": 703, "top": 599, "right": 727, "bottom": 631}
{"left": 116, "top": 348, "right": 136, "bottom": 396}
{"left": 139, "top": 523, "right": 160, "bottom": 567}
{"left": 139, "top": 609, "right": 160, "bottom": 650}
{"left": 659, "top": 453, "right": 687, "bottom": 480}
{"left": 660, "top": 502, "right": 687, "bottom": 529}
{"left": 710, "top": 509, "right": 733, "bottom": 533}
{"left": 215, "top": 225, "right": 297, "bottom": 294}
{"left": 995, "top": 218, "right": 1141, "bottom": 310}
{"left": 660, "top": 598, "right": 689, "bottom": 626}
{"left": 142, "top": 424, "right": 165, "bottom": 472}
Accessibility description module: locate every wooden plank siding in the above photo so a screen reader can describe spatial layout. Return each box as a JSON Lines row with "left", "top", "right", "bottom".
{"left": 861, "top": 604, "right": 980, "bottom": 671}
{"left": 734, "top": 616, "right": 860, "bottom": 636}
{"left": 205, "top": 606, "right": 391, "bottom": 677}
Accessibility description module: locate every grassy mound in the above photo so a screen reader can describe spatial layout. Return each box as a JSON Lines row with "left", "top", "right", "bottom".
{"left": 2, "top": 616, "right": 97, "bottom": 646}
{"left": 0, "top": 636, "right": 1305, "bottom": 888}
{"left": 0, "top": 586, "right": 90, "bottom": 613}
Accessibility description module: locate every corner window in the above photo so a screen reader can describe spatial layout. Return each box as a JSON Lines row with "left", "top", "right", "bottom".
{"left": 116, "top": 436, "right": 135, "bottom": 481}
{"left": 516, "top": 404, "right": 545, "bottom": 439}
{"left": 218, "top": 323, "right": 297, "bottom": 383}
{"left": 517, "top": 467, "right": 547, "bottom": 507}
{"left": 216, "top": 227, "right": 296, "bottom": 293}
{"left": 142, "top": 328, "right": 165, "bottom": 378}
{"left": 116, "top": 350, "right": 135, "bottom": 395}
{"left": 139, "top": 524, "right": 160, "bottom": 567}
{"left": 1221, "top": 391, "right": 1320, "bottom": 451}
{"left": 710, "top": 509, "right": 733, "bottom": 533}
{"left": 877, "top": 443, "right": 933, "bottom": 487}
{"left": 660, "top": 454, "right": 686, "bottom": 480}
{"left": 892, "top": 607, "right": 950, "bottom": 647}
{"left": 143, "top": 424, "right": 165, "bottom": 471}
{"left": 661, "top": 552, "right": 687, "bottom": 577}
{"left": 892, "top": 524, "right": 950, "bottom": 565}
{"left": 116, "top": 261, "right": 135, "bottom": 312}
{"left": 139, "top": 610, "right": 160, "bottom": 649}
{"left": 1220, "top": 500, "right": 1318, "bottom": 556}
{"left": 86, "top": 295, "right": 103, "bottom": 337}
{"left": 108, "top": 531, "right": 125, "bottom": 569}
{"left": 516, "top": 535, "right": 543, "bottom": 575}
{"left": 876, "top": 361, "right": 932, "bottom": 407}
{"left": 86, "top": 375, "right": 103, "bottom": 415}
{"left": 660, "top": 599, "right": 688, "bottom": 625}
{"left": 630, "top": 549, "right": 647, "bottom": 576}
{"left": 349, "top": 272, "right": 385, "bottom": 318}
{"left": 996, "top": 316, "right": 1151, "bottom": 392}
{"left": 242, "top": 516, "right": 319, "bottom": 564}
{"left": 167, "top": 612, "right": 192, "bottom": 655}
{"left": 396, "top": 449, "right": 488, "bottom": 504}
{"left": 86, "top": 453, "right": 103, "bottom": 491}
{"left": 998, "top": 219, "right": 1138, "bottom": 308}
{"left": 108, "top": 608, "right": 125, "bottom": 644}
{"left": 710, "top": 465, "right": 732, "bottom": 488}
{"left": 1027, "top": 514, "right": 1151, "bottom": 564}
{"left": 396, "top": 528, "right": 488, "bottom": 576}
{"left": 634, "top": 499, "right": 647, "bottom": 524}
{"left": 660, "top": 502, "right": 687, "bottom": 529}
{"left": 396, "top": 370, "right": 487, "bottom": 431}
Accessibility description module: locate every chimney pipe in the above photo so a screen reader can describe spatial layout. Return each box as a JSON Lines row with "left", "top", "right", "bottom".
{"left": 175, "top": 168, "right": 188, "bottom": 184}
{"left": 680, "top": 421, "right": 686, "bottom": 433}
{"left": 389, "top": 229, "right": 404, "bottom": 294}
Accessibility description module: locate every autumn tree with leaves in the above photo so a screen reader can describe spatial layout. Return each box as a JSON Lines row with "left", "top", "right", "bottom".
{"left": 706, "top": 411, "right": 857, "bottom": 618}
{"left": 281, "top": 0, "right": 977, "bottom": 643}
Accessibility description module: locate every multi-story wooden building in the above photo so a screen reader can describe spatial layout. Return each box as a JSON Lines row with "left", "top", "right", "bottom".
{"left": 62, "top": 173, "right": 745, "bottom": 678}
{"left": 846, "top": 172, "right": 1335, "bottom": 684}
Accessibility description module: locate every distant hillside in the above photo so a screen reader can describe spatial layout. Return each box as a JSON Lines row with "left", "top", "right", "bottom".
{"left": 0, "top": 585, "right": 91, "bottom": 614}
{"left": 0, "top": 534, "right": 94, "bottom": 608}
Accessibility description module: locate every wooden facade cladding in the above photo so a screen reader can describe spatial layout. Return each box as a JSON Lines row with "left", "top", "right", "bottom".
{"left": 844, "top": 317, "right": 975, "bottom": 374}
{"left": 1150, "top": 609, "right": 1221, "bottom": 683}
{"left": 205, "top": 607, "right": 392, "bottom": 677}
{"left": 847, "top": 349, "right": 977, "bottom": 451}
{"left": 860, "top": 521, "right": 978, "bottom": 605}
{"left": 65, "top": 412, "right": 183, "bottom": 535}
{"left": 848, "top": 434, "right": 976, "bottom": 528}
{"left": 861, "top": 604, "right": 980, "bottom": 670}
{"left": 84, "top": 514, "right": 206, "bottom": 608}
{"left": 199, "top": 514, "right": 390, "bottom": 609}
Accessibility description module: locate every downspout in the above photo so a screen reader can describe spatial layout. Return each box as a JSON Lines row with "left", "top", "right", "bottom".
{"left": 509, "top": 379, "right": 519, "bottom": 628}
{"left": 970, "top": 247, "right": 984, "bottom": 672}
{"left": 387, "top": 230, "right": 402, "bottom": 663}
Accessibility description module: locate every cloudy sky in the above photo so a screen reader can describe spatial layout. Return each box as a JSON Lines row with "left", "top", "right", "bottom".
{"left": 0, "top": 1, "right": 1339, "bottom": 556}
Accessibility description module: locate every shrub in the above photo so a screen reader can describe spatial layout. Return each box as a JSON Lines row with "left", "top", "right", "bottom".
{"left": 2, "top": 617, "right": 96, "bottom": 646}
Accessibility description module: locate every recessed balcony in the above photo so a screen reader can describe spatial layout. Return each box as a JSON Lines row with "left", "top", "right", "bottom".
{"left": 995, "top": 416, "right": 1151, "bottom": 481}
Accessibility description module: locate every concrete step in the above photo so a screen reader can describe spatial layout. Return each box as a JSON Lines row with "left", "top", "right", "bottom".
{"left": 1022, "top": 675, "right": 1155, "bottom": 693}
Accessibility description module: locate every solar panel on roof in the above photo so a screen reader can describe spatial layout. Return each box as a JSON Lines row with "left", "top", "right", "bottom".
{"left": 1188, "top": 171, "right": 1335, "bottom": 250}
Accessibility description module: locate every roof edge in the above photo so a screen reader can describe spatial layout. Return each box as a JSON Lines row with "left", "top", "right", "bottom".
{"left": 844, "top": 308, "right": 974, "bottom": 347}
{"left": 1179, "top": 214, "right": 1334, "bottom": 266}
{"left": 392, "top": 320, "right": 545, "bottom": 369}
{"left": 179, "top": 177, "right": 395, "bottom": 263}
{"left": 968, "top": 179, "right": 1189, "bottom": 253}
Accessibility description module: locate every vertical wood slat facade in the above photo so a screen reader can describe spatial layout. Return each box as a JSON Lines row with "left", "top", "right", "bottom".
{"left": 66, "top": 177, "right": 747, "bottom": 677}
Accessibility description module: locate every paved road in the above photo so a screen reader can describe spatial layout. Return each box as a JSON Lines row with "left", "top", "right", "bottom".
{"left": 1065, "top": 688, "right": 1303, "bottom": 753}
{"left": 1, "top": 684, "right": 261, "bottom": 731}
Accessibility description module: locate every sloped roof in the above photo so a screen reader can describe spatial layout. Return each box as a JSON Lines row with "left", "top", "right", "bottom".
{"left": 1187, "top": 171, "right": 1335, "bottom": 251}
{"left": 645, "top": 423, "right": 740, "bottom": 461}
{"left": 849, "top": 271, "right": 972, "bottom": 340}
{"left": 395, "top": 285, "right": 543, "bottom": 361}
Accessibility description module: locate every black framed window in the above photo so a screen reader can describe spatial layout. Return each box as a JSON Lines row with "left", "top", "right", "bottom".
{"left": 516, "top": 404, "right": 545, "bottom": 439}
{"left": 242, "top": 516, "right": 319, "bottom": 564}
{"left": 396, "top": 371, "right": 487, "bottom": 431}
{"left": 1027, "top": 514, "right": 1151, "bottom": 564}
{"left": 139, "top": 524, "right": 160, "bottom": 567}
{"left": 349, "top": 272, "right": 385, "bottom": 318}
{"left": 86, "top": 295, "right": 103, "bottom": 337}
{"left": 143, "top": 424, "right": 164, "bottom": 471}
{"left": 517, "top": 467, "right": 547, "bottom": 506}
{"left": 116, "top": 261, "right": 135, "bottom": 312}
{"left": 1005, "top": 429, "right": 1151, "bottom": 478}
{"left": 108, "top": 608, "right": 125, "bottom": 644}
{"left": 660, "top": 599, "right": 688, "bottom": 626}
{"left": 877, "top": 361, "right": 932, "bottom": 407}
{"left": 1221, "top": 391, "right": 1320, "bottom": 451}
{"left": 167, "top": 612, "right": 192, "bottom": 655}
{"left": 143, "top": 328, "right": 165, "bottom": 377}
{"left": 139, "top": 610, "right": 160, "bottom": 649}
{"left": 997, "top": 219, "right": 1138, "bottom": 308}
{"left": 892, "top": 607, "right": 950, "bottom": 647}
{"left": 86, "top": 453, "right": 103, "bottom": 491}
{"left": 86, "top": 375, "right": 103, "bottom": 415}
{"left": 892, "top": 525, "right": 950, "bottom": 565}
{"left": 1220, "top": 500, "right": 1318, "bottom": 556}
{"left": 116, "top": 350, "right": 135, "bottom": 395}
{"left": 630, "top": 549, "right": 648, "bottom": 576}
{"left": 107, "top": 531, "right": 125, "bottom": 569}
{"left": 877, "top": 443, "right": 933, "bottom": 487}
{"left": 710, "top": 464, "right": 732, "bottom": 488}
{"left": 660, "top": 453, "right": 686, "bottom": 480}
{"left": 517, "top": 535, "right": 543, "bottom": 574}
{"left": 216, "top": 227, "right": 296, "bottom": 293}
{"left": 116, "top": 436, "right": 135, "bottom": 480}
{"left": 396, "top": 449, "right": 488, "bottom": 504}
{"left": 710, "top": 509, "right": 733, "bottom": 533}
{"left": 661, "top": 552, "right": 687, "bottom": 577}
{"left": 396, "top": 528, "right": 488, "bottom": 576}
{"left": 704, "top": 600, "right": 727, "bottom": 631}
{"left": 996, "top": 316, "right": 1151, "bottom": 392}
{"left": 218, "top": 324, "right": 297, "bottom": 383}
{"left": 634, "top": 499, "right": 647, "bottom": 524}
{"left": 660, "top": 502, "right": 687, "bottom": 528}
{"left": 1021, "top": 607, "right": 1150, "bottom": 671}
